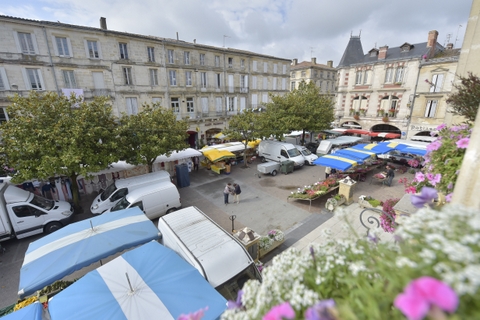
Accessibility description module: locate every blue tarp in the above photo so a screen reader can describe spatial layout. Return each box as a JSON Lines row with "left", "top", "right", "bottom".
{"left": 19, "top": 207, "right": 160, "bottom": 298}
{"left": 401, "top": 147, "right": 427, "bottom": 156}
{"left": 48, "top": 242, "right": 227, "bottom": 320}
{"left": 335, "top": 149, "right": 372, "bottom": 161}
{"left": 351, "top": 142, "right": 408, "bottom": 154}
{"left": 313, "top": 155, "right": 357, "bottom": 171}
{"left": 1, "top": 302, "right": 42, "bottom": 320}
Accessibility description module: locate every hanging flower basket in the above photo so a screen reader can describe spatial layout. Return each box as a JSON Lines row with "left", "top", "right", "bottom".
{"left": 353, "top": 114, "right": 360, "bottom": 120}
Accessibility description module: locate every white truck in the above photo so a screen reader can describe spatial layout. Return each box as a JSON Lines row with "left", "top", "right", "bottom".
{"left": 0, "top": 181, "right": 74, "bottom": 242}
{"left": 157, "top": 206, "right": 262, "bottom": 300}
{"left": 258, "top": 140, "right": 305, "bottom": 168}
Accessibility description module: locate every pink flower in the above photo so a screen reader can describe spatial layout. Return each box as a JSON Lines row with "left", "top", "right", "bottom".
{"left": 263, "top": 302, "right": 296, "bottom": 320}
{"left": 406, "top": 186, "right": 417, "bottom": 194}
{"left": 394, "top": 276, "right": 458, "bottom": 320}
{"left": 445, "top": 193, "right": 453, "bottom": 202}
{"left": 436, "top": 123, "right": 446, "bottom": 131}
{"left": 426, "top": 141, "right": 442, "bottom": 152}
{"left": 456, "top": 137, "right": 469, "bottom": 149}
{"left": 414, "top": 172, "right": 425, "bottom": 182}
{"left": 177, "top": 307, "right": 208, "bottom": 320}
{"left": 428, "top": 173, "right": 441, "bottom": 186}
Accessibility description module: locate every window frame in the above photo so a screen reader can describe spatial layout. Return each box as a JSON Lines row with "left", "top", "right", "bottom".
{"left": 186, "top": 97, "right": 194, "bottom": 113}
{"left": 228, "top": 57, "right": 233, "bottom": 68}
{"left": 85, "top": 39, "right": 101, "bottom": 59}
{"left": 425, "top": 100, "right": 438, "bottom": 118}
{"left": 54, "top": 36, "right": 71, "bottom": 57}
{"left": 167, "top": 49, "right": 174, "bottom": 64}
{"left": 200, "top": 72, "right": 207, "bottom": 89}
{"left": 171, "top": 97, "right": 180, "bottom": 113}
{"left": 125, "top": 97, "right": 138, "bottom": 115}
{"left": 384, "top": 68, "right": 393, "bottom": 83}
{"left": 123, "top": 67, "right": 133, "bottom": 85}
{"left": 184, "top": 51, "right": 190, "bottom": 65}
{"left": 62, "top": 70, "right": 77, "bottom": 88}
{"left": 169, "top": 70, "right": 177, "bottom": 86}
{"left": 215, "top": 56, "right": 220, "bottom": 67}
{"left": 430, "top": 74, "right": 444, "bottom": 93}
{"left": 228, "top": 97, "right": 235, "bottom": 111}
{"left": 0, "top": 67, "right": 10, "bottom": 91}
{"left": 355, "top": 71, "right": 363, "bottom": 85}
{"left": 149, "top": 69, "right": 158, "bottom": 86}
{"left": 24, "top": 68, "right": 44, "bottom": 91}
{"left": 241, "top": 59, "right": 245, "bottom": 68}
{"left": 199, "top": 53, "right": 205, "bottom": 66}
{"left": 147, "top": 47, "right": 155, "bottom": 62}
{"left": 119, "top": 43, "right": 129, "bottom": 60}
{"left": 216, "top": 73, "right": 221, "bottom": 89}
{"left": 394, "top": 67, "right": 404, "bottom": 83}
{"left": 185, "top": 71, "right": 192, "bottom": 86}
{"left": 16, "top": 32, "right": 38, "bottom": 55}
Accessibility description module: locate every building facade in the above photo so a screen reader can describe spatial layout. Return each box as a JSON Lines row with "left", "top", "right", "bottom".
{"left": 335, "top": 30, "right": 459, "bottom": 140}
{"left": 0, "top": 16, "right": 291, "bottom": 147}
{"left": 289, "top": 58, "right": 336, "bottom": 94}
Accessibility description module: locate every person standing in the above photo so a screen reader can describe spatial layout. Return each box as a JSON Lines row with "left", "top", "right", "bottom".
{"left": 385, "top": 166, "right": 395, "bottom": 187}
{"left": 233, "top": 183, "right": 241, "bottom": 204}
{"left": 193, "top": 156, "right": 199, "bottom": 171}
{"left": 224, "top": 183, "right": 233, "bottom": 205}
{"left": 325, "top": 167, "right": 331, "bottom": 179}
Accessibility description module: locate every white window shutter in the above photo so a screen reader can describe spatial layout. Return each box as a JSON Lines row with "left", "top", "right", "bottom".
{"left": 240, "top": 97, "right": 246, "bottom": 111}
{"left": 353, "top": 99, "right": 359, "bottom": 110}
{"left": 0, "top": 68, "right": 10, "bottom": 90}
{"left": 234, "top": 97, "right": 237, "bottom": 111}
{"left": 51, "top": 36, "right": 60, "bottom": 56}
{"left": 252, "top": 94, "right": 258, "bottom": 108}
{"left": 282, "top": 78, "right": 286, "bottom": 90}
{"left": 381, "top": 99, "right": 389, "bottom": 110}
{"left": 245, "top": 75, "right": 248, "bottom": 88}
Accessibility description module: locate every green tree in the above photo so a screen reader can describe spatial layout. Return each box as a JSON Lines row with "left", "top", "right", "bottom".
{"left": 262, "top": 81, "right": 335, "bottom": 143}
{"left": 223, "top": 109, "right": 263, "bottom": 167}
{"left": 117, "top": 105, "right": 189, "bottom": 172}
{"left": 0, "top": 92, "right": 119, "bottom": 210}
{"left": 447, "top": 72, "right": 480, "bottom": 123}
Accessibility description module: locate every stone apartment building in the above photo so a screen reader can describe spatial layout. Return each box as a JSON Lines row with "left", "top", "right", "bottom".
{"left": 0, "top": 16, "right": 291, "bottom": 147}
{"left": 289, "top": 58, "right": 336, "bottom": 94}
{"left": 335, "top": 30, "right": 460, "bottom": 140}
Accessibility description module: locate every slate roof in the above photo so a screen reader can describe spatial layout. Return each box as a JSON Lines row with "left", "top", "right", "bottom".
{"left": 290, "top": 61, "right": 336, "bottom": 70}
{"left": 337, "top": 35, "right": 445, "bottom": 68}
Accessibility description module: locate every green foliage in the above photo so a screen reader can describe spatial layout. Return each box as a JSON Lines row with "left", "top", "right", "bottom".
{"left": 447, "top": 72, "right": 480, "bottom": 122}
{"left": 117, "top": 105, "right": 189, "bottom": 172}
{"left": 0, "top": 92, "right": 119, "bottom": 208}
{"left": 261, "top": 81, "right": 335, "bottom": 140}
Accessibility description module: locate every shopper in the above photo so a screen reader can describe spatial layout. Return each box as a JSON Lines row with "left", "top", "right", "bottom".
{"left": 193, "top": 156, "right": 199, "bottom": 171}
{"left": 224, "top": 183, "right": 233, "bottom": 205}
{"left": 233, "top": 183, "right": 242, "bottom": 204}
{"left": 384, "top": 166, "right": 395, "bottom": 187}
{"left": 325, "top": 167, "right": 331, "bottom": 179}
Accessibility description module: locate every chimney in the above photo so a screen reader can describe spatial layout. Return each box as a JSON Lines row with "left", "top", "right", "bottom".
{"left": 378, "top": 46, "right": 388, "bottom": 60}
{"left": 292, "top": 58, "right": 298, "bottom": 66}
{"left": 427, "top": 30, "right": 438, "bottom": 58}
{"left": 193, "top": 39, "right": 196, "bottom": 44}
{"left": 327, "top": 60, "right": 333, "bottom": 68}
{"left": 446, "top": 43, "right": 453, "bottom": 50}
{"left": 311, "top": 57, "right": 316, "bottom": 64}
{"left": 100, "top": 17, "right": 107, "bottom": 30}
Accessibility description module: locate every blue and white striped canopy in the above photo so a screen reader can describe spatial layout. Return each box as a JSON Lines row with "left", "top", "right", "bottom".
{"left": 313, "top": 154, "right": 358, "bottom": 171}
{"left": 19, "top": 207, "right": 160, "bottom": 298}
{"left": 335, "top": 149, "right": 373, "bottom": 161}
{"left": 1, "top": 302, "right": 42, "bottom": 320}
{"left": 48, "top": 242, "right": 227, "bottom": 320}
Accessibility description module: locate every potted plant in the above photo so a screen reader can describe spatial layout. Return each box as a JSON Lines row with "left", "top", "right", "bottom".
{"left": 377, "top": 109, "right": 385, "bottom": 117}
{"left": 358, "top": 195, "right": 382, "bottom": 209}
{"left": 325, "top": 194, "right": 346, "bottom": 212}
{"left": 349, "top": 108, "right": 354, "bottom": 115}
{"left": 360, "top": 108, "right": 367, "bottom": 116}
{"left": 353, "top": 114, "right": 360, "bottom": 120}
{"left": 382, "top": 115, "right": 389, "bottom": 122}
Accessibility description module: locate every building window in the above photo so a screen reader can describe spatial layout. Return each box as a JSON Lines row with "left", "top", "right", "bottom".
{"left": 320, "top": 71, "right": 323, "bottom": 78}
{"left": 384, "top": 68, "right": 393, "bottom": 83}
{"left": 171, "top": 97, "right": 180, "bottom": 113}
{"left": 0, "top": 108, "right": 8, "bottom": 123}
{"left": 253, "top": 61, "right": 257, "bottom": 71}
{"left": 228, "top": 97, "right": 235, "bottom": 111}
{"left": 126, "top": 97, "right": 138, "bottom": 115}
{"left": 228, "top": 57, "right": 233, "bottom": 68}
{"left": 301, "top": 71, "right": 306, "bottom": 77}
{"left": 395, "top": 67, "right": 404, "bottom": 83}
{"left": 252, "top": 76, "right": 257, "bottom": 89}
{"left": 216, "top": 73, "right": 221, "bottom": 89}
{"left": 169, "top": 70, "right": 177, "bottom": 86}
{"left": 184, "top": 51, "right": 190, "bottom": 65}
{"left": 200, "top": 53, "right": 205, "bottom": 66}
{"left": 149, "top": 69, "right": 158, "bottom": 86}
{"left": 215, "top": 56, "right": 220, "bottom": 67}
{"left": 186, "top": 97, "right": 194, "bottom": 113}
{"left": 185, "top": 71, "right": 192, "bottom": 86}
{"left": 168, "top": 49, "right": 174, "bottom": 64}
{"left": 291, "top": 82, "right": 295, "bottom": 91}
{"left": 55, "top": 37, "right": 70, "bottom": 57}
{"left": 25, "top": 68, "right": 43, "bottom": 90}
{"left": 241, "top": 59, "right": 245, "bottom": 68}
{"left": 290, "top": 72, "right": 295, "bottom": 78}
{"left": 62, "top": 70, "right": 77, "bottom": 88}
{"left": 355, "top": 71, "right": 363, "bottom": 85}
{"left": 363, "top": 70, "right": 370, "bottom": 85}
{"left": 123, "top": 67, "right": 133, "bottom": 85}
{"left": 240, "top": 75, "right": 246, "bottom": 88}
{"left": 0, "top": 68, "right": 10, "bottom": 91}
{"left": 201, "top": 72, "right": 207, "bottom": 89}
{"left": 273, "top": 77, "right": 277, "bottom": 90}
{"left": 425, "top": 100, "right": 438, "bottom": 118}
{"left": 119, "top": 43, "right": 129, "bottom": 59}
{"left": 86, "top": 40, "right": 100, "bottom": 59}
{"left": 147, "top": 47, "right": 155, "bottom": 62}
{"left": 273, "top": 64, "right": 278, "bottom": 73}
{"left": 263, "top": 77, "right": 268, "bottom": 89}
{"left": 152, "top": 97, "right": 162, "bottom": 107}
{"left": 17, "top": 32, "right": 36, "bottom": 54}
{"left": 429, "top": 74, "right": 444, "bottom": 93}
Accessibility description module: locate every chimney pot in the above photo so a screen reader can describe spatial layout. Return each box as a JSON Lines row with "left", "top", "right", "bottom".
{"left": 100, "top": 17, "right": 107, "bottom": 30}
{"left": 427, "top": 30, "right": 439, "bottom": 58}
{"left": 327, "top": 60, "right": 333, "bottom": 68}
{"left": 446, "top": 43, "right": 453, "bottom": 49}
{"left": 292, "top": 58, "right": 298, "bottom": 66}
{"left": 378, "top": 45, "right": 388, "bottom": 60}
{"left": 311, "top": 57, "right": 316, "bottom": 64}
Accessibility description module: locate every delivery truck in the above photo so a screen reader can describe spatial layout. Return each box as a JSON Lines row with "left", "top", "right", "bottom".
{"left": 157, "top": 206, "right": 262, "bottom": 300}
{"left": 0, "top": 180, "right": 74, "bottom": 242}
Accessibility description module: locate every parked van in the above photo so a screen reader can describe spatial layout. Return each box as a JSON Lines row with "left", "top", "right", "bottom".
{"left": 157, "top": 206, "right": 262, "bottom": 300}
{"left": 316, "top": 136, "right": 364, "bottom": 155}
{"left": 108, "top": 181, "right": 181, "bottom": 219}
{"left": 258, "top": 140, "right": 304, "bottom": 167}
{"left": 90, "top": 171, "right": 171, "bottom": 214}
{"left": 0, "top": 181, "right": 73, "bottom": 241}
{"left": 295, "top": 145, "right": 318, "bottom": 165}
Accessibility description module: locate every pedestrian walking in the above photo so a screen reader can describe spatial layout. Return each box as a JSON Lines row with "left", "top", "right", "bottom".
{"left": 233, "top": 183, "right": 241, "bottom": 204}
{"left": 384, "top": 166, "right": 395, "bottom": 187}
{"left": 193, "top": 156, "right": 199, "bottom": 171}
{"left": 325, "top": 166, "right": 331, "bottom": 179}
{"left": 224, "top": 183, "right": 233, "bottom": 205}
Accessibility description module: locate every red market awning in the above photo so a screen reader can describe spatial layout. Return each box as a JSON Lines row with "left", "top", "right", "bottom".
{"left": 344, "top": 129, "right": 371, "bottom": 135}
{"left": 369, "top": 132, "right": 401, "bottom": 139}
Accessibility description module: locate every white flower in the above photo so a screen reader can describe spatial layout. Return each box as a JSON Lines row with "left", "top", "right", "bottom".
{"left": 396, "top": 257, "right": 417, "bottom": 268}
{"left": 348, "top": 261, "right": 367, "bottom": 276}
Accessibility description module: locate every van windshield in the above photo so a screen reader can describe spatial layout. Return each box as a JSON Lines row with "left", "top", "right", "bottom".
{"left": 100, "top": 183, "right": 118, "bottom": 201}
{"left": 111, "top": 197, "right": 131, "bottom": 211}
{"left": 215, "top": 264, "right": 262, "bottom": 301}
{"left": 30, "top": 195, "right": 54, "bottom": 210}
{"left": 287, "top": 148, "right": 301, "bottom": 157}
{"left": 301, "top": 148, "right": 312, "bottom": 156}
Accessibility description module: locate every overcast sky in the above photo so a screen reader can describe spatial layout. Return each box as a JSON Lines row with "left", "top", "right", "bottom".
{"left": 1, "top": 0, "right": 472, "bottom": 66}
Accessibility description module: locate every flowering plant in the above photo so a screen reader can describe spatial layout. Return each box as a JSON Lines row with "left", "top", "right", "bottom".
{"left": 267, "top": 229, "right": 284, "bottom": 242}
{"left": 258, "top": 236, "right": 273, "bottom": 250}
{"left": 221, "top": 204, "right": 480, "bottom": 319}
{"left": 289, "top": 177, "right": 339, "bottom": 200}
{"left": 407, "top": 123, "right": 471, "bottom": 202}
{"left": 380, "top": 198, "right": 399, "bottom": 233}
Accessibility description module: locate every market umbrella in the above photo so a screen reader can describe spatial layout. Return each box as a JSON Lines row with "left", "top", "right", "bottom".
{"left": 18, "top": 207, "right": 160, "bottom": 298}
{"left": 48, "top": 242, "right": 227, "bottom": 320}
{"left": 351, "top": 142, "right": 407, "bottom": 154}
{"left": 213, "top": 132, "right": 228, "bottom": 140}
{"left": 369, "top": 132, "right": 401, "bottom": 139}
{"left": 313, "top": 155, "right": 358, "bottom": 171}
{"left": 202, "top": 149, "right": 235, "bottom": 162}
{"left": 344, "top": 129, "right": 371, "bottom": 135}
{"left": 335, "top": 149, "right": 373, "bottom": 161}
{"left": 1, "top": 302, "right": 43, "bottom": 320}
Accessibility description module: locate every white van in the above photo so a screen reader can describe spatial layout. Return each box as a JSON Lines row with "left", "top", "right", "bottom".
{"left": 295, "top": 145, "right": 318, "bottom": 165}
{"left": 258, "top": 140, "right": 304, "bottom": 167}
{"left": 90, "top": 171, "right": 171, "bottom": 214}
{"left": 158, "top": 206, "right": 262, "bottom": 300}
{"left": 108, "top": 181, "right": 181, "bottom": 220}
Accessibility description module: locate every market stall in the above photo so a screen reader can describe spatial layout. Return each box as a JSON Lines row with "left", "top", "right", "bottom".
{"left": 201, "top": 149, "right": 236, "bottom": 174}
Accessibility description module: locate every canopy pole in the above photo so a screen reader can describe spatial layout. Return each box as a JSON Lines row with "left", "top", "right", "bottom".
{"left": 90, "top": 220, "right": 94, "bottom": 231}
{"left": 125, "top": 272, "right": 134, "bottom": 293}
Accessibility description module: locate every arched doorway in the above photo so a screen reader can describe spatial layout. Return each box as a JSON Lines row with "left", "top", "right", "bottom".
{"left": 340, "top": 121, "right": 362, "bottom": 129}
{"left": 411, "top": 131, "right": 438, "bottom": 142}
{"left": 370, "top": 124, "right": 401, "bottom": 141}
{"left": 205, "top": 128, "right": 222, "bottom": 145}
{"left": 187, "top": 131, "right": 197, "bottom": 149}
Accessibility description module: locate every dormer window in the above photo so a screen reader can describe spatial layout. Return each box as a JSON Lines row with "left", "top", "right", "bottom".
{"left": 400, "top": 42, "right": 414, "bottom": 52}
{"left": 369, "top": 49, "right": 379, "bottom": 57}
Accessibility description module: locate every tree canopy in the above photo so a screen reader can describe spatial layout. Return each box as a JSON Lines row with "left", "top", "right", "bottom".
{"left": 0, "top": 92, "right": 119, "bottom": 209}
{"left": 261, "top": 81, "right": 335, "bottom": 141}
{"left": 447, "top": 72, "right": 480, "bottom": 123}
{"left": 117, "top": 104, "right": 190, "bottom": 172}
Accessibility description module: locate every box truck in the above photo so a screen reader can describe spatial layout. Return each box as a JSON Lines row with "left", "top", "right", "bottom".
{"left": 0, "top": 181, "right": 74, "bottom": 241}
{"left": 258, "top": 140, "right": 305, "bottom": 168}
{"left": 157, "top": 206, "right": 262, "bottom": 300}
{"left": 90, "top": 171, "right": 171, "bottom": 214}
